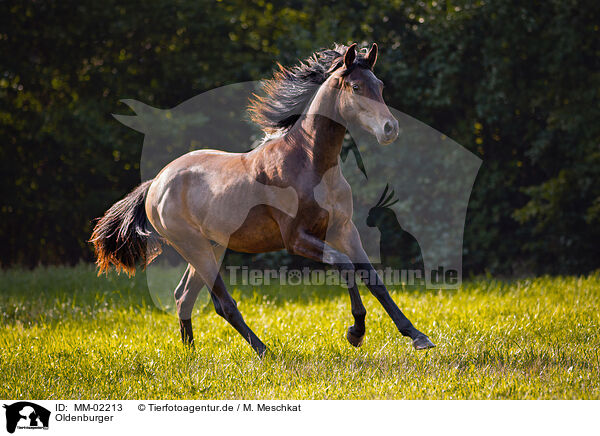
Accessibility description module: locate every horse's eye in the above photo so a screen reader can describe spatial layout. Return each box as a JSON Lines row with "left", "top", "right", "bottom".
{"left": 352, "top": 84, "right": 360, "bottom": 91}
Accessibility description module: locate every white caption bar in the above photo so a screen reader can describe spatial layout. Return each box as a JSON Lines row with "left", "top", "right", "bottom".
{"left": 0, "top": 400, "right": 596, "bottom": 436}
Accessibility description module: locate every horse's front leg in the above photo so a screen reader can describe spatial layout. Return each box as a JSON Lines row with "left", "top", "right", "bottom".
{"left": 288, "top": 230, "right": 366, "bottom": 347}
{"left": 328, "top": 221, "right": 435, "bottom": 350}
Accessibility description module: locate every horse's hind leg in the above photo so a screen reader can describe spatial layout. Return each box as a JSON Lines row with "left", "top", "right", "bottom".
{"left": 174, "top": 245, "right": 227, "bottom": 346}
{"left": 208, "top": 273, "right": 268, "bottom": 356}
{"left": 174, "top": 236, "right": 268, "bottom": 357}
{"left": 174, "top": 264, "right": 204, "bottom": 346}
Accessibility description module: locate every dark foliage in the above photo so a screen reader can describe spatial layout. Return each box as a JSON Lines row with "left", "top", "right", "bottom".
{"left": 1, "top": 0, "right": 598, "bottom": 275}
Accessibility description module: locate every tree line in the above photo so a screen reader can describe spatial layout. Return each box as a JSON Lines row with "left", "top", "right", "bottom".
{"left": 1, "top": 0, "right": 598, "bottom": 274}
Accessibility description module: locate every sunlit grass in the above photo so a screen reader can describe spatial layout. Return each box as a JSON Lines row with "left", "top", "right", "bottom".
{"left": 1, "top": 265, "right": 599, "bottom": 399}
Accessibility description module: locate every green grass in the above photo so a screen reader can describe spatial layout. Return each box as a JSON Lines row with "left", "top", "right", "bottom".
{"left": 1, "top": 265, "right": 599, "bottom": 399}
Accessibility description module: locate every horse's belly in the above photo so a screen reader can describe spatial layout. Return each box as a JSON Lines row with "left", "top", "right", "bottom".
{"left": 227, "top": 205, "right": 285, "bottom": 253}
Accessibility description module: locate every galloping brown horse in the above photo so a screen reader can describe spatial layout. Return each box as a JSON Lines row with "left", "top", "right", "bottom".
{"left": 91, "top": 43, "right": 434, "bottom": 356}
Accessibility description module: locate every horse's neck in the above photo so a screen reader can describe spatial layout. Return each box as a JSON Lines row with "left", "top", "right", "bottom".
{"left": 288, "top": 84, "right": 346, "bottom": 174}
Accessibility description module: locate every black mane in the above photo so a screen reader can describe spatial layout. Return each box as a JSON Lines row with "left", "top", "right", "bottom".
{"left": 248, "top": 43, "right": 371, "bottom": 133}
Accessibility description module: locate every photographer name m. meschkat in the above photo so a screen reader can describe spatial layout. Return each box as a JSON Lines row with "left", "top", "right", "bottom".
{"left": 257, "top": 403, "right": 301, "bottom": 412}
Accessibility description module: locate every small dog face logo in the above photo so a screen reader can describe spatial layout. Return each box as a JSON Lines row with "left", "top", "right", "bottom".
{"left": 3, "top": 402, "right": 50, "bottom": 434}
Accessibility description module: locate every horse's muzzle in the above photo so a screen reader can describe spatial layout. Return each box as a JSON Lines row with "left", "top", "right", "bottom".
{"left": 378, "top": 118, "right": 399, "bottom": 145}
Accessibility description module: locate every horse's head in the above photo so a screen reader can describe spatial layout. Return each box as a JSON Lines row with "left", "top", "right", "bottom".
{"left": 329, "top": 43, "right": 399, "bottom": 145}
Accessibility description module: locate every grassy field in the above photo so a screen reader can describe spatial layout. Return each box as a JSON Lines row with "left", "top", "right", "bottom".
{"left": 1, "top": 265, "right": 599, "bottom": 399}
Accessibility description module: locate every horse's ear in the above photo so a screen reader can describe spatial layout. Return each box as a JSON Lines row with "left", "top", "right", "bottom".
{"left": 367, "top": 43, "right": 378, "bottom": 69}
{"left": 344, "top": 43, "right": 357, "bottom": 69}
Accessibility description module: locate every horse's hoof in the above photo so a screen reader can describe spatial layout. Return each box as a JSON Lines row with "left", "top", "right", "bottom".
{"left": 181, "top": 336, "right": 195, "bottom": 348}
{"left": 347, "top": 327, "right": 365, "bottom": 347}
{"left": 259, "top": 348, "right": 275, "bottom": 360}
{"left": 413, "top": 334, "right": 435, "bottom": 350}
{"left": 179, "top": 318, "right": 194, "bottom": 346}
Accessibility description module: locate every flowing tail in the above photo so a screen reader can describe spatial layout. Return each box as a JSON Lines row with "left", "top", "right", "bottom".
{"left": 90, "top": 180, "right": 162, "bottom": 276}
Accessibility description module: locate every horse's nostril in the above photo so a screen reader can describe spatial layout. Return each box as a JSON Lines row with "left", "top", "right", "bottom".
{"left": 384, "top": 121, "right": 393, "bottom": 135}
